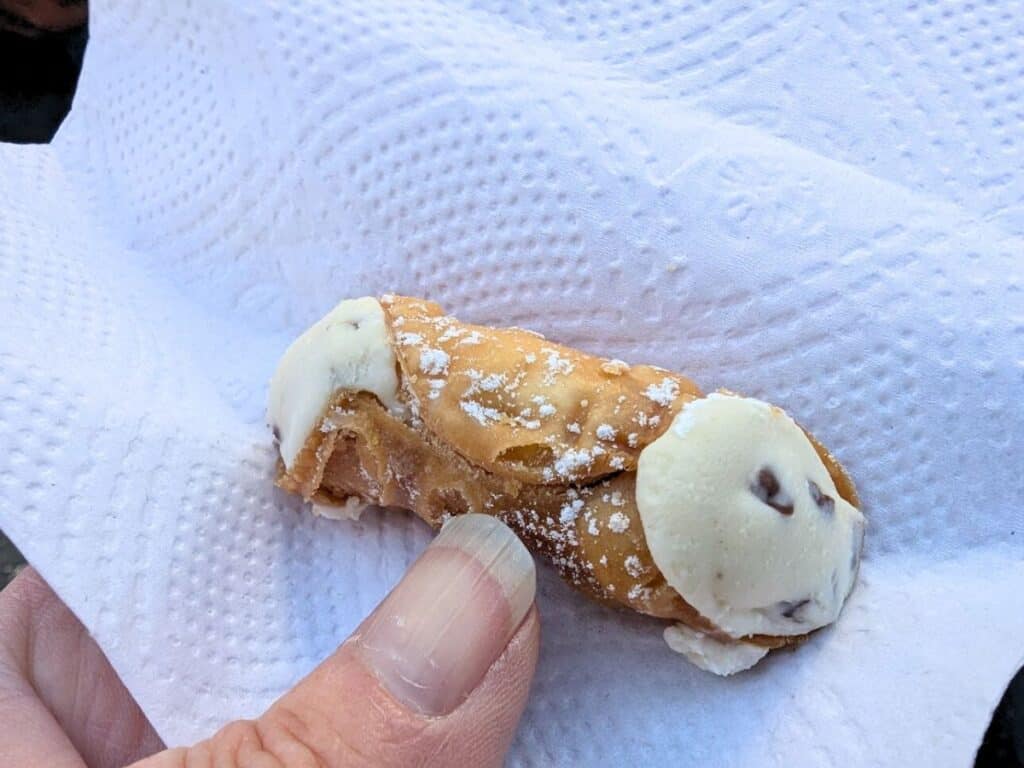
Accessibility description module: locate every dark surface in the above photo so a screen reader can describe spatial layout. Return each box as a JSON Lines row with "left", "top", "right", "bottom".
{"left": 979, "top": 672, "right": 1024, "bottom": 767}
{"left": 0, "top": 20, "right": 87, "bottom": 142}
{"left": 0, "top": 11, "right": 1020, "bottom": 766}
{"left": 0, "top": 530, "right": 25, "bottom": 587}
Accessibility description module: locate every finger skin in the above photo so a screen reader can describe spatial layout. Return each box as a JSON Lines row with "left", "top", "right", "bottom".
{"left": 0, "top": 567, "right": 164, "bottom": 768}
{"left": 136, "top": 606, "right": 540, "bottom": 768}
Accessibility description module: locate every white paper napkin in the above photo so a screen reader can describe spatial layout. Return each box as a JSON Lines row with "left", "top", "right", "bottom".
{"left": 1, "top": 1, "right": 1023, "bottom": 765}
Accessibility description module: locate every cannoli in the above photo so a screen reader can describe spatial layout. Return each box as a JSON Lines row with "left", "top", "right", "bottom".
{"left": 268, "top": 295, "right": 865, "bottom": 674}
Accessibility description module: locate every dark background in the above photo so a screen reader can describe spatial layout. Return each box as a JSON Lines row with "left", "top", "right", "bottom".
{"left": 0, "top": 3, "right": 1020, "bottom": 765}
{"left": 0, "top": 532, "right": 24, "bottom": 585}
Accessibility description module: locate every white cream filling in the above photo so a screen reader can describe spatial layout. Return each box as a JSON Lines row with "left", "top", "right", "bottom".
{"left": 267, "top": 297, "right": 402, "bottom": 469}
{"left": 636, "top": 393, "right": 864, "bottom": 642}
{"left": 663, "top": 624, "right": 769, "bottom": 676}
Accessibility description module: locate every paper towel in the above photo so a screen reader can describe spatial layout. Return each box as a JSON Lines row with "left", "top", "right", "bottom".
{"left": 1, "top": 1, "right": 1022, "bottom": 765}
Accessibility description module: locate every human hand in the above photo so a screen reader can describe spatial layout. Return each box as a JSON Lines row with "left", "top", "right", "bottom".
{"left": 0, "top": 514, "right": 539, "bottom": 767}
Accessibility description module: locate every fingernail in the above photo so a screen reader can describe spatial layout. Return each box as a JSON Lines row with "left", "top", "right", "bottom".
{"left": 355, "top": 514, "right": 536, "bottom": 716}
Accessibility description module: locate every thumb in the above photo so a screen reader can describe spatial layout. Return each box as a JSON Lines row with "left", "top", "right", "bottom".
{"left": 134, "top": 514, "right": 539, "bottom": 768}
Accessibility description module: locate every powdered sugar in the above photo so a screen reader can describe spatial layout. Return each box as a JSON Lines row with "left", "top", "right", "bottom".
{"left": 596, "top": 423, "right": 616, "bottom": 441}
{"left": 457, "top": 330, "right": 483, "bottom": 346}
{"left": 460, "top": 399, "right": 501, "bottom": 425}
{"left": 396, "top": 331, "right": 423, "bottom": 346}
{"left": 608, "top": 511, "right": 630, "bottom": 533}
{"left": 566, "top": 422, "right": 581, "bottom": 434}
{"left": 437, "top": 326, "right": 465, "bottom": 343}
{"left": 464, "top": 370, "right": 508, "bottom": 408}
{"left": 548, "top": 448, "right": 598, "bottom": 479}
{"left": 560, "top": 498, "right": 584, "bottom": 524}
{"left": 478, "top": 373, "right": 504, "bottom": 391}
{"left": 644, "top": 377, "right": 679, "bottom": 406}
{"left": 531, "top": 394, "right": 557, "bottom": 418}
{"left": 624, "top": 555, "right": 643, "bottom": 578}
{"left": 627, "top": 585, "right": 651, "bottom": 602}
{"left": 542, "top": 348, "right": 575, "bottom": 384}
{"left": 603, "top": 490, "right": 625, "bottom": 507}
{"left": 419, "top": 348, "right": 450, "bottom": 375}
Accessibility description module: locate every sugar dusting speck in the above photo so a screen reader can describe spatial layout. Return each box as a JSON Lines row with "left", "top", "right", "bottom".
{"left": 608, "top": 511, "right": 630, "bottom": 533}
{"left": 457, "top": 330, "right": 483, "bottom": 346}
{"left": 627, "top": 585, "right": 650, "bottom": 601}
{"left": 478, "top": 373, "right": 504, "bottom": 391}
{"left": 438, "top": 326, "right": 464, "bottom": 343}
{"left": 553, "top": 448, "right": 595, "bottom": 478}
{"left": 542, "top": 348, "right": 574, "bottom": 384}
{"left": 397, "top": 331, "right": 423, "bottom": 346}
{"left": 560, "top": 498, "right": 584, "bottom": 524}
{"left": 644, "top": 377, "right": 679, "bottom": 406}
{"left": 531, "top": 394, "right": 557, "bottom": 418}
{"left": 460, "top": 399, "right": 501, "bottom": 425}
{"left": 419, "top": 348, "right": 450, "bottom": 375}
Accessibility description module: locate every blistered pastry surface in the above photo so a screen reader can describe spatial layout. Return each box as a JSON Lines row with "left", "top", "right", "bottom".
{"left": 380, "top": 294, "right": 701, "bottom": 485}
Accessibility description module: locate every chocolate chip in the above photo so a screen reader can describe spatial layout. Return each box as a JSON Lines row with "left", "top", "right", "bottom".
{"left": 751, "top": 467, "right": 794, "bottom": 515}
{"left": 808, "top": 479, "right": 835, "bottom": 515}
{"left": 779, "top": 598, "right": 810, "bottom": 621}
{"left": 272, "top": 424, "right": 281, "bottom": 443}
{"left": 758, "top": 467, "right": 779, "bottom": 495}
{"left": 347, "top": 319, "right": 362, "bottom": 330}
